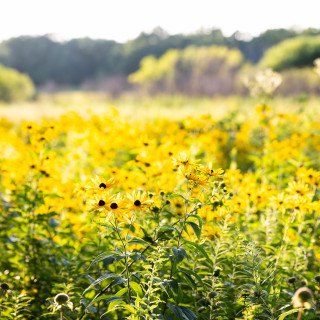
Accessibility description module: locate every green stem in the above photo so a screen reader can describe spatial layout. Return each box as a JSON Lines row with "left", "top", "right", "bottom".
{"left": 114, "top": 218, "right": 132, "bottom": 301}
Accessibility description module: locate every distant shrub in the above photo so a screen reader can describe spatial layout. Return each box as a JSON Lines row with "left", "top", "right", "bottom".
{"left": 259, "top": 36, "right": 320, "bottom": 71}
{"left": 276, "top": 67, "right": 320, "bottom": 96}
{"left": 129, "top": 46, "right": 244, "bottom": 96}
{"left": 0, "top": 64, "right": 35, "bottom": 102}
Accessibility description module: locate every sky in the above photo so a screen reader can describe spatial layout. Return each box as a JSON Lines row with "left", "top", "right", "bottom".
{"left": 1, "top": 0, "right": 320, "bottom": 42}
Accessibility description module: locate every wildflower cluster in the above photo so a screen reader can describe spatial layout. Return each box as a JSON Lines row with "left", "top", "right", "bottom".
{"left": 0, "top": 99, "right": 319, "bottom": 319}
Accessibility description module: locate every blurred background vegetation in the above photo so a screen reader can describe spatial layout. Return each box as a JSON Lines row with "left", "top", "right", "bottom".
{"left": 1, "top": 27, "right": 320, "bottom": 102}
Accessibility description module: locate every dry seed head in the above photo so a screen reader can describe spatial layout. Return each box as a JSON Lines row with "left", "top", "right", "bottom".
{"left": 54, "top": 293, "right": 70, "bottom": 305}
{"left": 292, "top": 287, "right": 313, "bottom": 309}
{"left": 1, "top": 283, "right": 9, "bottom": 291}
{"left": 287, "top": 277, "right": 297, "bottom": 285}
{"left": 208, "top": 291, "right": 218, "bottom": 299}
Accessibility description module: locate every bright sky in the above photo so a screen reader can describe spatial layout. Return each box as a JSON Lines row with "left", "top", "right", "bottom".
{"left": 1, "top": 0, "right": 320, "bottom": 42}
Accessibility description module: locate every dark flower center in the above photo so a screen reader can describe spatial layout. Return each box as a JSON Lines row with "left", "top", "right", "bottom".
{"left": 110, "top": 203, "right": 118, "bottom": 209}
{"left": 134, "top": 200, "right": 141, "bottom": 206}
{"left": 99, "top": 183, "right": 107, "bottom": 189}
{"left": 98, "top": 200, "right": 105, "bottom": 206}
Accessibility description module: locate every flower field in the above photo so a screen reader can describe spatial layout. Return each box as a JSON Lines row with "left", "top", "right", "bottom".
{"left": 0, "top": 100, "right": 320, "bottom": 319}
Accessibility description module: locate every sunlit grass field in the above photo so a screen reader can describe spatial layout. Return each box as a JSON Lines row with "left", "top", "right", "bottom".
{"left": 1, "top": 92, "right": 319, "bottom": 122}
{"left": 0, "top": 92, "right": 320, "bottom": 319}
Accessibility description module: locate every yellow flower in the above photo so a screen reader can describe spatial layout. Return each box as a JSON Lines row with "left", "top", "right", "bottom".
{"left": 86, "top": 176, "right": 117, "bottom": 192}
{"left": 179, "top": 167, "right": 209, "bottom": 188}
{"left": 172, "top": 151, "right": 199, "bottom": 169}
{"left": 296, "top": 167, "right": 320, "bottom": 187}
{"left": 126, "top": 190, "right": 153, "bottom": 210}
{"left": 286, "top": 181, "right": 314, "bottom": 199}
{"left": 270, "top": 193, "right": 287, "bottom": 214}
{"left": 200, "top": 162, "right": 224, "bottom": 178}
{"left": 87, "top": 192, "right": 115, "bottom": 212}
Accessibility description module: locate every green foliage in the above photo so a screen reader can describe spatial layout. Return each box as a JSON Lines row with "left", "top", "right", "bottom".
{"left": 260, "top": 36, "right": 320, "bottom": 71}
{"left": 0, "top": 28, "right": 320, "bottom": 89}
{"left": 277, "top": 67, "right": 320, "bottom": 96}
{"left": 1, "top": 95, "right": 320, "bottom": 319}
{"left": 0, "top": 64, "right": 35, "bottom": 102}
{"left": 129, "top": 46, "right": 244, "bottom": 95}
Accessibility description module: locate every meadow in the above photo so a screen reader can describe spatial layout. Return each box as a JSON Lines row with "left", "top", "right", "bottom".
{"left": 0, "top": 92, "right": 320, "bottom": 320}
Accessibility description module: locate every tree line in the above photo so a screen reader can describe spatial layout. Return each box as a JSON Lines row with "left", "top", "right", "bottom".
{"left": 0, "top": 27, "right": 320, "bottom": 87}
{"left": 1, "top": 27, "right": 320, "bottom": 101}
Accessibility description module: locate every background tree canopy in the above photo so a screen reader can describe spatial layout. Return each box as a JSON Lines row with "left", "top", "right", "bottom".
{"left": 0, "top": 27, "right": 319, "bottom": 88}
{"left": 259, "top": 36, "right": 320, "bottom": 71}
{"left": 129, "top": 46, "right": 243, "bottom": 95}
{"left": 1, "top": 27, "right": 320, "bottom": 97}
{"left": 0, "top": 64, "right": 35, "bottom": 102}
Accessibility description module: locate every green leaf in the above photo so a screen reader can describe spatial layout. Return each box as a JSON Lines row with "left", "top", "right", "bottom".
{"left": 157, "top": 226, "right": 179, "bottom": 233}
{"left": 105, "top": 301, "right": 136, "bottom": 315}
{"left": 186, "top": 221, "right": 201, "bottom": 240}
{"left": 166, "top": 192, "right": 186, "bottom": 200}
{"left": 87, "top": 251, "right": 118, "bottom": 269}
{"left": 127, "top": 235, "right": 149, "bottom": 245}
{"left": 278, "top": 309, "right": 302, "bottom": 320}
{"left": 48, "top": 218, "right": 60, "bottom": 228}
{"left": 122, "top": 304, "right": 136, "bottom": 313}
{"left": 168, "top": 303, "right": 197, "bottom": 320}
{"left": 116, "top": 287, "right": 128, "bottom": 297}
{"left": 130, "top": 282, "right": 143, "bottom": 297}
{"left": 165, "top": 279, "right": 179, "bottom": 294}
{"left": 179, "top": 270, "right": 196, "bottom": 289}
{"left": 172, "top": 247, "right": 189, "bottom": 263}
{"left": 183, "top": 241, "right": 212, "bottom": 265}
{"left": 105, "top": 296, "right": 124, "bottom": 305}
{"left": 109, "top": 276, "right": 125, "bottom": 288}
{"left": 180, "top": 305, "right": 197, "bottom": 320}
{"left": 179, "top": 268, "right": 205, "bottom": 287}
{"left": 83, "top": 273, "right": 115, "bottom": 294}
{"left": 107, "top": 300, "right": 126, "bottom": 312}
{"left": 43, "top": 193, "right": 64, "bottom": 199}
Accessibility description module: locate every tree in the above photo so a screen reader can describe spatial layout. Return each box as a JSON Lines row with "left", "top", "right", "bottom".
{"left": 129, "top": 46, "right": 244, "bottom": 96}
{"left": 259, "top": 36, "right": 320, "bottom": 71}
{"left": 0, "top": 64, "right": 35, "bottom": 102}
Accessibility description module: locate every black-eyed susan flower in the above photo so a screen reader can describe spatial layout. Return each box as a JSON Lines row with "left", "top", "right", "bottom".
{"left": 200, "top": 162, "right": 224, "bottom": 178}
{"left": 270, "top": 193, "right": 288, "bottom": 214}
{"left": 286, "top": 181, "right": 314, "bottom": 199}
{"left": 86, "top": 176, "right": 117, "bottom": 192}
{"left": 87, "top": 192, "right": 114, "bottom": 212}
{"left": 126, "top": 190, "right": 153, "bottom": 210}
{"left": 172, "top": 151, "right": 199, "bottom": 169}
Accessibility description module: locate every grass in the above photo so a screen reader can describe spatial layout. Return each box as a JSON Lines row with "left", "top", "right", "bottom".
{"left": 1, "top": 92, "right": 319, "bottom": 122}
